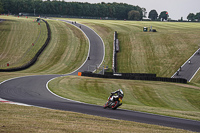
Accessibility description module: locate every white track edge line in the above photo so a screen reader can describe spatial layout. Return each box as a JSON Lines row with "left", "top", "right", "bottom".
{"left": 58, "top": 19, "right": 91, "bottom": 75}
{"left": 60, "top": 19, "right": 105, "bottom": 73}
{"left": 0, "top": 18, "right": 105, "bottom": 107}
{"left": 45, "top": 19, "right": 106, "bottom": 105}
{"left": 189, "top": 67, "right": 200, "bottom": 82}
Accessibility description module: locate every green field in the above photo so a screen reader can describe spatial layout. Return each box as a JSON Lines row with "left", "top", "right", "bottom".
{"left": 0, "top": 103, "right": 191, "bottom": 133}
{"left": 21, "top": 19, "right": 89, "bottom": 74}
{"left": 65, "top": 18, "right": 200, "bottom": 78}
{"left": 0, "top": 16, "right": 89, "bottom": 74}
{"left": 0, "top": 16, "right": 200, "bottom": 132}
{"left": 49, "top": 75, "right": 200, "bottom": 121}
{"left": 0, "top": 16, "right": 46, "bottom": 68}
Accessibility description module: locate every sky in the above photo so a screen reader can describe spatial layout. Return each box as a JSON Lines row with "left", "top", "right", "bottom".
{"left": 64, "top": 0, "right": 200, "bottom": 20}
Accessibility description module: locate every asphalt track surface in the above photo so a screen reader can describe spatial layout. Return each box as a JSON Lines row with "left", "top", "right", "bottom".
{"left": 172, "top": 48, "right": 200, "bottom": 82}
{"left": 0, "top": 20, "right": 200, "bottom": 132}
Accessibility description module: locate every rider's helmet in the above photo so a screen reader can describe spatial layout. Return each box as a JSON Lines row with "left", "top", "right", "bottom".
{"left": 119, "top": 89, "right": 123, "bottom": 95}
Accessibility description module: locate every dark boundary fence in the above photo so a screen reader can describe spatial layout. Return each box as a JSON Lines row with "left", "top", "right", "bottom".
{"left": 81, "top": 72, "right": 187, "bottom": 84}
{"left": 0, "top": 19, "right": 51, "bottom": 72}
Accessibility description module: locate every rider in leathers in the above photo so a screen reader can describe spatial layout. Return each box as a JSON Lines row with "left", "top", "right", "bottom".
{"left": 110, "top": 89, "right": 124, "bottom": 102}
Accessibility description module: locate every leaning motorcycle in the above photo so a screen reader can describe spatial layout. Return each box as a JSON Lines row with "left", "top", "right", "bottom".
{"left": 103, "top": 94, "right": 123, "bottom": 110}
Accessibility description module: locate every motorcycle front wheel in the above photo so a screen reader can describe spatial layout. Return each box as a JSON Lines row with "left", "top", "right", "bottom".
{"left": 103, "top": 101, "right": 109, "bottom": 109}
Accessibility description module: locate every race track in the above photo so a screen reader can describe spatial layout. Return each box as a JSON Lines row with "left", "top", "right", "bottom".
{"left": 172, "top": 48, "right": 200, "bottom": 82}
{"left": 0, "top": 20, "right": 200, "bottom": 132}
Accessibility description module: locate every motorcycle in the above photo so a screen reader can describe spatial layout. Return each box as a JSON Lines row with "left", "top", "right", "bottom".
{"left": 103, "top": 94, "right": 123, "bottom": 110}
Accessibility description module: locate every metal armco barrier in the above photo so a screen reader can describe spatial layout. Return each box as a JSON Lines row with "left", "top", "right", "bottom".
{"left": 112, "top": 31, "right": 118, "bottom": 73}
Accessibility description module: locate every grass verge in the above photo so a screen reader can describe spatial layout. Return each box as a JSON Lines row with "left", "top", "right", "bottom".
{"left": 49, "top": 76, "right": 200, "bottom": 121}
{"left": 0, "top": 103, "right": 192, "bottom": 133}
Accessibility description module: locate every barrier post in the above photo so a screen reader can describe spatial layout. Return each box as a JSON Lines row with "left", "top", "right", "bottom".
{"left": 78, "top": 72, "right": 82, "bottom": 76}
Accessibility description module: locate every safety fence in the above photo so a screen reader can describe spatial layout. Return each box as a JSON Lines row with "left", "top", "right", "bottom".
{"left": 80, "top": 72, "right": 187, "bottom": 84}
{"left": 112, "top": 31, "right": 119, "bottom": 73}
{"left": 0, "top": 19, "right": 51, "bottom": 72}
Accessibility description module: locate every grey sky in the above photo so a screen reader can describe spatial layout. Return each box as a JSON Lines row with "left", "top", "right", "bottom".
{"left": 65, "top": 0, "right": 200, "bottom": 20}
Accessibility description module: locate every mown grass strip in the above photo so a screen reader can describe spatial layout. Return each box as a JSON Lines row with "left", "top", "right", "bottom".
{"left": 0, "top": 16, "right": 47, "bottom": 68}
{"left": 64, "top": 18, "right": 200, "bottom": 79}
{"left": 49, "top": 75, "right": 200, "bottom": 121}
{"left": 0, "top": 16, "right": 89, "bottom": 74}
{"left": 20, "top": 19, "right": 89, "bottom": 74}
{"left": 0, "top": 19, "right": 50, "bottom": 72}
{"left": 0, "top": 17, "right": 200, "bottom": 132}
{"left": 0, "top": 103, "right": 192, "bottom": 133}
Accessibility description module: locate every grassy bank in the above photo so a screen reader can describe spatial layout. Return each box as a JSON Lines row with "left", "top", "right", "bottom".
{"left": 0, "top": 16, "right": 89, "bottom": 74}
{"left": 0, "top": 103, "right": 192, "bottom": 133}
{"left": 0, "top": 16, "right": 47, "bottom": 68}
{"left": 21, "top": 19, "right": 89, "bottom": 74}
{"left": 49, "top": 76, "right": 200, "bottom": 121}
{"left": 64, "top": 18, "right": 200, "bottom": 78}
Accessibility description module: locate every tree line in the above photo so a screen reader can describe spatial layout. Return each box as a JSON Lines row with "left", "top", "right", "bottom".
{"left": 0, "top": 0, "right": 3, "bottom": 14}
{"left": 1, "top": 0, "right": 198, "bottom": 21}
{"left": 148, "top": 9, "right": 169, "bottom": 21}
{"left": 148, "top": 9, "right": 200, "bottom": 22}
{"left": 0, "top": 0, "right": 144, "bottom": 20}
{"left": 187, "top": 12, "right": 200, "bottom": 22}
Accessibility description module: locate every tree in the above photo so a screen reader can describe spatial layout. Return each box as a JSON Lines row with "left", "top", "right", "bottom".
{"left": 195, "top": 12, "right": 200, "bottom": 21}
{"left": 187, "top": 13, "right": 195, "bottom": 21}
{"left": 180, "top": 17, "right": 183, "bottom": 22}
{"left": 148, "top": 9, "right": 158, "bottom": 20}
{"left": 1, "top": 0, "right": 12, "bottom": 14}
{"left": 128, "top": 10, "right": 141, "bottom": 20}
{"left": 159, "top": 11, "right": 169, "bottom": 21}
{"left": 0, "top": 0, "right": 3, "bottom": 14}
{"left": 141, "top": 7, "right": 147, "bottom": 18}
